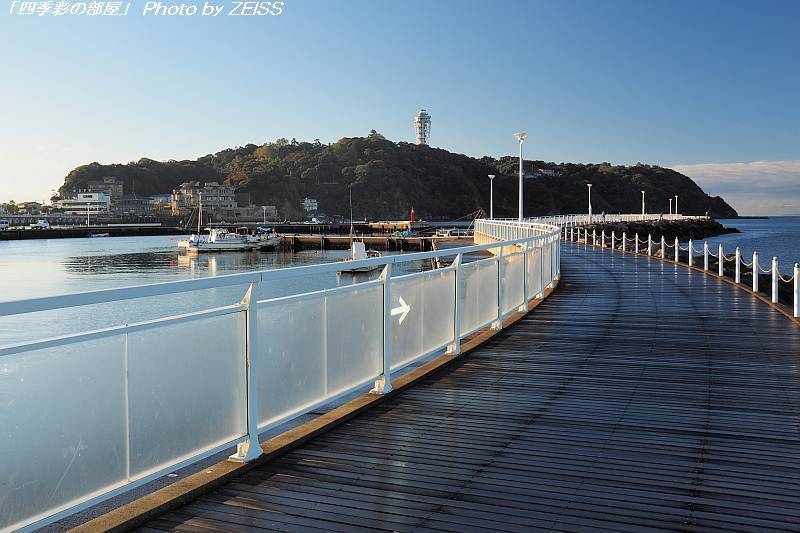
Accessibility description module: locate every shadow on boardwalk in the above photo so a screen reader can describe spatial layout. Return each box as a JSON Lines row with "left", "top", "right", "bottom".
{"left": 141, "top": 244, "right": 800, "bottom": 532}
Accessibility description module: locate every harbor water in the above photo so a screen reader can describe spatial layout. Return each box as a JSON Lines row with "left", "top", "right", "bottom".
{"left": 0, "top": 235, "right": 429, "bottom": 346}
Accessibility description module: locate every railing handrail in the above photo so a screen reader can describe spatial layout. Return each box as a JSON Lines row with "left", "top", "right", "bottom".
{"left": 0, "top": 225, "right": 558, "bottom": 319}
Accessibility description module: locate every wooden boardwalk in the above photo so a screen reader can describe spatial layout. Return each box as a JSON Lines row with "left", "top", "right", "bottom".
{"left": 140, "top": 244, "right": 800, "bottom": 532}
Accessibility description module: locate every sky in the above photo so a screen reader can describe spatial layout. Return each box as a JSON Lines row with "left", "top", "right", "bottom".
{"left": 0, "top": 0, "right": 798, "bottom": 214}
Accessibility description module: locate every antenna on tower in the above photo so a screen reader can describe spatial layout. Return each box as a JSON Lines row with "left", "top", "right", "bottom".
{"left": 414, "top": 109, "right": 431, "bottom": 145}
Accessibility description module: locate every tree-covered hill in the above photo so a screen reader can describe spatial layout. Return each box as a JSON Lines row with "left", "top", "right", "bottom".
{"left": 60, "top": 133, "right": 737, "bottom": 220}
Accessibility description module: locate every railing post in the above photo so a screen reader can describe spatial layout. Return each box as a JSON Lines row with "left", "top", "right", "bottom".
{"left": 601, "top": 230, "right": 605, "bottom": 248}
{"left": 674, "top": 237, "right": 679, "bottom": 262}
{"left": 635, "top": 233, "right": 639, "bottom": 254}
{"left": 794, "top": 263, "right": 799, "bottom": 318}
{"left": 688, "top": 240, "right": 693, "bottom": 266}
{"left": 622, "top": 232, "right": 626, "bottom": 252}
{"left": 718, "top": 244, "right": 724, "bottom": 277}
{"left": 647, "top": 234, "right": 652, "bottom": 256}
{"left": 229, "top": 281, "right": 264, "bottom": 463}
{"left": 753, "top": 252, "right": 759, "bottom": 293}
{"left": 493, "top": 247, "right": 504, "bottom": 330}
{"left": 772, "top": 257, "right": 779, "bottom": 304}
{"left": 611, "top": 231, "right": 615, "bottom": 250}
{"left": 735, "top": 247, "right": 741, "bottom": 283}
{"left": 448, "top": 254, "right": 463, "bottom": 354}
{"left": 371, "top": 265, "right": 393, "bottom": 393}
{"left": 661, "top": 236, "right": 665, "bottom": 258}
{"left": 592, "top": 229, "right": 596, "bottom": 246}
{"left": 703, "top": 242, "right": 709, "bottom": 270}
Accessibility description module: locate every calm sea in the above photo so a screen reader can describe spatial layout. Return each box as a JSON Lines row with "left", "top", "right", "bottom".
{"left": 1, "top": 217, "right": 797, "bottom": 345}
{"left": 0, "top": 235, "right": 427, "bottom": 345}
{"left": 702, "top": 216, "right": 800, "bottom": 273}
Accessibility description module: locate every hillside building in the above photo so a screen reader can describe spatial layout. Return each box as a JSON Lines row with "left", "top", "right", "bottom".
{"left": 171, "top": 181, "right": 237, "bottom": 215}
{"left": 85, "top": 176, "right": 124, "bottom": 198}
{"left": 302, "top": 197, "right": 318, "bottom": 212}
{"left": 56, "top": 192, "right": 111, "bottom": 215}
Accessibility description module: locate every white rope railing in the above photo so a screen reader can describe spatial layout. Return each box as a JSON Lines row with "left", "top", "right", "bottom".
{"left": 562, "top": 222, "right": 799, "bottom": 318}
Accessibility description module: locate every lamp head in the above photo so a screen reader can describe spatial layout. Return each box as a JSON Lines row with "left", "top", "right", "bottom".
{"left": 488, "top": 174, "right": 495, "bottom": 180}
{"left": 514, "top": 132, "right": 527, "bottom": 141}
{"left": 587, "top": 183, "right": 592, "bottom": 188}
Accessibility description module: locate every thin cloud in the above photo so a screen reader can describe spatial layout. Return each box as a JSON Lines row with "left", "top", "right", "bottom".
{"left": 670, "top": 160, "right": 800, "bottom": 216}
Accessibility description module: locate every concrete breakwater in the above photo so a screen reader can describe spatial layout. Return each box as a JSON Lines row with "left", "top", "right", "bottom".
{"left": 583, "top": 218, "right": 737, "bottom": 243}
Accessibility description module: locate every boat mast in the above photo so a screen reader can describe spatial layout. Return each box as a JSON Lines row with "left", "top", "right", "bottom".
{"left": 349, "top": 187, "right": 354, "bottom": 248}
{"left": 197, "top": 192, "right": 202, "bottom": 234}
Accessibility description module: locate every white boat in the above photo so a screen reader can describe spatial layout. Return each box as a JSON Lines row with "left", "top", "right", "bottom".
{"left": 337, "top": 241, "right": 383, "bottom": 275}
{"left": 178, "top": 227, "right": 282, "bottom": 253}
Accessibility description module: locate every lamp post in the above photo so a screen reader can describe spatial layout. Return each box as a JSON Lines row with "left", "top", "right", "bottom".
{"left": 669, "top": 198, "right": 673, "bottom": 215}
{"left": 587, "top": 183, "right": 592, "bottom": 224}
{"left": 675, "top": 195, "right": 678, "bottom": 215}
{"left": 514, "top": 133, "right": 527, "bottom": 221}
{"left": 488, "top": 174, "right": 495, "bottom": 219}
{"left": 641, "top": 190, "right": 646, "bottom": 216}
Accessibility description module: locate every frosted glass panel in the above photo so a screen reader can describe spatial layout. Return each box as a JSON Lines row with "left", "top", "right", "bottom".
{"left": 528, "top": 247, "right": 543, "bottom": 298}
{"left": 0, "top": 336, "right": 126, "bottom": 531}
{"left": 257, "top": 298, "right": 325, "bottom": 427}
{"left": 326, "top": 285, "right": 383, "bottom": 396}
{"left": 543, "top": 244, "right": 552, "bottom": 286}
{"left": 391, "top": 270, "right": 455, "bottom": 369}
{"left": 460, "top": 258, "right": 499, "bottom": 335}
{"left": 503, "top": 252, "right": 525, "bottom": 314}
{"left": 127, "top": 313, "right": 247, "bottom": 477}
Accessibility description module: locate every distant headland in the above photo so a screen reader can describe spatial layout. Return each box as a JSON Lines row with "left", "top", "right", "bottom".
{"left": 56, "top": 132, "right": 738, "bottom": 221}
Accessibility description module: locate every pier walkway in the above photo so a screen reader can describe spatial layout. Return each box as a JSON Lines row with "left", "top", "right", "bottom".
{"left": 139, "top": 243, "right": 800, "bottom": 532}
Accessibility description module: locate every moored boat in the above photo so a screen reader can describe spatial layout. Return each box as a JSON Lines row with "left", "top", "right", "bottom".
{"left": 178, "top": 227, "right": 283, "bottom": 253}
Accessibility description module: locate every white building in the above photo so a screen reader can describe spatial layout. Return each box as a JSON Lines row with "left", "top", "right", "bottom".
{"left": 302, "top": 197, "right": 318, "bottom": 212}
{"left": 56, "top": 192, "right": 111, "bottom": 215}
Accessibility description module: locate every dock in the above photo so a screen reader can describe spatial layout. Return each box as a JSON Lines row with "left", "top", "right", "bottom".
{"left": 280, "top": 234, "right": 462, "bottom": 252}
{"left": 129, "top": 243, "right": 800, "bottom": 531}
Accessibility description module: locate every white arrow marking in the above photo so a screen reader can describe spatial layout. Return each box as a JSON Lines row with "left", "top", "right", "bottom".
{"left": 391, "top": 296, "right": 411, "bottom": 325}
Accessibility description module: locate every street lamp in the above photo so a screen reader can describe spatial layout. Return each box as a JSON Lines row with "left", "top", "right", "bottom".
{"left": 669, "top": 198, "right": 673, "bottom": 215}
{"left": 675, "top": 195, "right": 678, "bottom": 215}
{"left": 514, "top": 132, "right": 527, "bottom": 221}
{"left": 641, "top": 190, "right": 646, "bottom": 215}
{"left": 488, "top": 174, "right": 496, "bottom": 219}
{"left": 587, "top": 183, "right": 592, "bottom": 223}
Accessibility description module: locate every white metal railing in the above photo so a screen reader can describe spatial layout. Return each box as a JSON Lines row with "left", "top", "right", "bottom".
{"left": 0, "top": 218, "right": 560, "bottom": 532}
{"left": 564, "top": 226, "right": 799, "bottom": 319}
{"left": 491, "top": 212, "right": 703, "bottom": 228}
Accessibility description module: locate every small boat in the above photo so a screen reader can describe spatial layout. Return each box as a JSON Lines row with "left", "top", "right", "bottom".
{"left": 178, "top": 227, "right": 282, "bottom": 253}
{"left": 90, "top": 232, "right": 110, "bottom": 238}
{"left": 337, "top": 241, "right": 383, "bottom": 275}
{"left": 250, "top": 227, "right": 283, "bottom": 250}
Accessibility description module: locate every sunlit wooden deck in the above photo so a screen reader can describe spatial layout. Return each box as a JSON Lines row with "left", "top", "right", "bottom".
{"left": 140, "top": 243, "right": 800, "bottom": 532}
